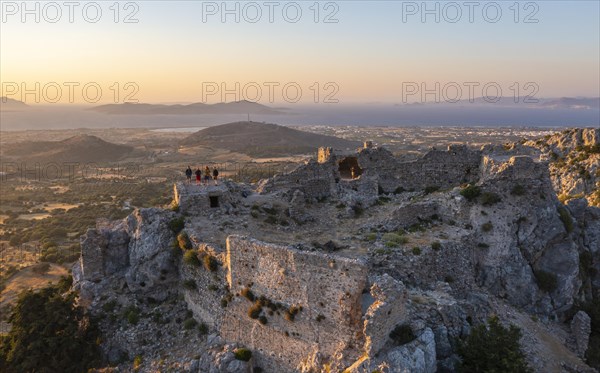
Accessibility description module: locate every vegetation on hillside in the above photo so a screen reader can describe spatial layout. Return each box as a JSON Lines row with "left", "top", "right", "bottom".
{"left": 0, "top": 277, "right": 101, "bottom": 372}
{"left": 457, "top": 316, "right": 532, "bottom": 373}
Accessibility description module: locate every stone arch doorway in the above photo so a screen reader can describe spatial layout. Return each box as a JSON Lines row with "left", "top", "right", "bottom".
{"left": 338, "top": 157, "right": 362, "bottom": 179}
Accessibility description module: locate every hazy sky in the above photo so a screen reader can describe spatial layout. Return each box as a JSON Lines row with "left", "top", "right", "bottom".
{"left": 1, "top": 0, "right": 599, "bottom": 104}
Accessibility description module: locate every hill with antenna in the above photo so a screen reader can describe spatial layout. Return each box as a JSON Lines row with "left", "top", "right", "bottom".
{"left": 180, "top": 121, "right": 360, "bottom": 157}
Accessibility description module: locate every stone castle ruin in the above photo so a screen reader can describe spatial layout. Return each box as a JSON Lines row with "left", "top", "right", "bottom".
{"left": 258, "top": 142, "right": 482, "bottom": 203}
{"left": 74, "top": 136, "right": 600, "bottom": 372}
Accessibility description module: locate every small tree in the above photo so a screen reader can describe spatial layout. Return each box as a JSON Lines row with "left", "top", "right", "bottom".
{"left": 457, "top": 316, "right": 532, "bottom": 373}
{"left": 460, "top": 185, "right": 481, "bottom": 201}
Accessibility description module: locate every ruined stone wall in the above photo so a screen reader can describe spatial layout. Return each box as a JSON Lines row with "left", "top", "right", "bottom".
{"left": 392, "top": 146, "right": 481, "bottom": 191}
{"left": 481, "top": 155, "right": 548, "bottom": 182}
{"left": 318, "top": 147, "right": 333, "bottom": 163}
{"left": 80, "top": 219, "right": 130, "bottom": 282}
{"left": 266, "top": 145, "right": 482, "bottom": 197}
{"left": 181, "top": 267, "right": 224, "bottom": 328}
{"left": 174, "top": 182, "right": 235, "bottom": 215}
{"left": 221, "top": 236, "right": 368, "bottom": 372}
{"left": 363, "top": 274, "right": 408, "bottom": 357}
{"left": 258, "top": 160, "right": 338, "bottom": 199}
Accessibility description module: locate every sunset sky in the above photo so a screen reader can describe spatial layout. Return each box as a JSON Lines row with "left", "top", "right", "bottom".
{"left": 1, "top": 0, "right": 599, "bottom": 104}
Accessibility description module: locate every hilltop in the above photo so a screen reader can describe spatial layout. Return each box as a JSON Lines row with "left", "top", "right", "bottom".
{"left": 90, "top": 100, "right": 284, "bottom": 115}
{"left": 2, "top": 134, "right": 134, "bottom": 163}
{"left": 67, "top": 132, "right": 599, "bottom": 372}
{"left": 180, "top": 121, "right": 361, "bottom": 157}
{"left": 0, "top": 97, "right": 28, "bottom": 111}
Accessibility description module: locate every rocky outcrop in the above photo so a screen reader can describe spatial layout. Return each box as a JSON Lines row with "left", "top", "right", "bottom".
{"left": 525, "top": 128, "right": 600, "bottom": 207}
{"left": 385, "top": 328, "right": 437, "bottom": 373}
{"left": 472, "top": 156, "right": 582, "bottom": 317}
{"left": 75, "top": 208, "right": 178, "bottom": 302}
{"left": 571, "top": 311, "right": 592, "bottom": 358}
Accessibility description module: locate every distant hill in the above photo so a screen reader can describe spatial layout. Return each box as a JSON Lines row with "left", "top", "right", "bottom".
{"left": 181, "top": 121, "right": 360, "bottom": 157}
{"left": 2, "top": 134, "right": 134, "bottom": 163}
{"left": 90, "top": 100, "right": 284, "bottom": 115}
{"left": 539, "top": 97, "right": 600, "bottom": 110}
{"left": 0, "top": 97, "right": 28, "bottom": 111}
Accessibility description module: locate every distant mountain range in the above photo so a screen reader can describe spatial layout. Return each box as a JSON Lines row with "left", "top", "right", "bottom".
{"left": 90, "top": 100, "right": 285, "bottom": 115}
{"left": 2, "top": 134, "right": 134, "bottom": 163}
{"left": 539, "top": 97, "right": 600, "bottom": 110}
{"left": 0, "top": 97, "right": 28, "bottom": 111}
{"left": 399, "top": 96, "right": 600, "bottom": 110}
{"left": 181, "top": 121, "right": 360, "bottom": 157}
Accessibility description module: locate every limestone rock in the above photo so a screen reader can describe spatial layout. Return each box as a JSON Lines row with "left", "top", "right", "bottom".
{"left": 386, "top": 328, "right": 436, "bottom": 373}
{"left": 571, "top": 311, "right": 592, "bottom": 358}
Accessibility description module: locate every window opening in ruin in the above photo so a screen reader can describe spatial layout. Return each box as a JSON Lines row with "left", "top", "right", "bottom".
{"left": 338, "top": 157, "right": 363, "bottom": 179}
{"left": 209, "top": 196, "right": 220, "bottom": 208}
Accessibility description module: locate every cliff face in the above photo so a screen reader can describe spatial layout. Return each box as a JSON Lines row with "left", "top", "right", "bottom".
{"left": 75, "top": 208, "right": 179, "bottom": 303}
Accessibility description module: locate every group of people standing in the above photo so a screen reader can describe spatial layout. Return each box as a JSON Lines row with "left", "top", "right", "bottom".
{"left": 185, "top": 166, "right": 219, "bottom": 185}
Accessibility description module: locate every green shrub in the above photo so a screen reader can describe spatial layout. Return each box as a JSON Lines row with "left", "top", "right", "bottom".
{"left": 31, "top": 262, "right": 51, "bottom": 274}
{"left": 383, "top": 233, "right": 408, "bottom": 246}
{"left": 241, "top": 287, "right": 255, "bottom": 302}
{"left": 534, "top": 270, "right": 558, "bottom": 293}
{"left": 377, "top": 196, "right": 391, "bottom": 206}
{"left": 133, "top": 355, "right": 143, "bottom": 371}
{"left": 477, "top": 243, "right": 490, "bottom": 249}
{"left": 351, "top": 204, "right": 364, "bottom": 217}
{"left": 389, "top": 324, "right": 415, "bottom": 345}
{"left": 177, "top": 232, "right": 192, "bottom": 250}
{"left": 285, "top": 305, "right": 301, "bottom": 322}
{"left": 183, "top": 250, "right": 200, "bottom": 267}
{"left": 460, "top": 185, "right": 481, "bottom": 201}
{"left": 234, "top": 348, "right": 252, "bottom": 362}
{"left": 557, "top": 206, "right": 574, "bottom": 233}
{"left": 102, "top": 299, "right": 118, "bottom": 313}
{"left": 198, "top": 322, "right": 208, "bottom": 335}
{"left": 124, "top": 306, "right": 140, "bottom": 325}
{"left": 481, "top": 222, "right": 493, "bottom": 232}
{"left": 511, "top": 185, "right": 526, "bottom": 196}
{"left": 168, "top": 217, "right": 185, "bottom": 234}
{"left": 183, "top": 318, "right": 197, "bottom": 330}
{"left": 264, "top": 215, "right": 278, "bottom": 224}
{"left": 394, "top": 186, "right": 406, "bottom": 194}
{"left": 412, "top": 247, "right": 422, "bottom": 255}
{"left": 424, "top": 186, "right": 440, "bottom": 194}
{"left": 366, "top": 233, "right": 377, "bottom": 241}
{"left": 183, "top": 279, "right": 197, "bottom": 290}
{"left": 457, "top": 316, "right": 532, "bottom": 373}
{"left": 480, "top": 192, "right": 501, "bottom": 206}
{"left": 431, "top": 241, "right": 442, "bottom": 251}
{"left": 203, "top": 255, "right": 218, "bottom": 272}
{"left": 248, "top": 302, "right": 262, "bottom": 319}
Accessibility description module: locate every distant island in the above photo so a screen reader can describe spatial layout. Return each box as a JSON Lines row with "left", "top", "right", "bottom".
{"left": 90, "top": 100, "right": 285, "bottom": 115}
